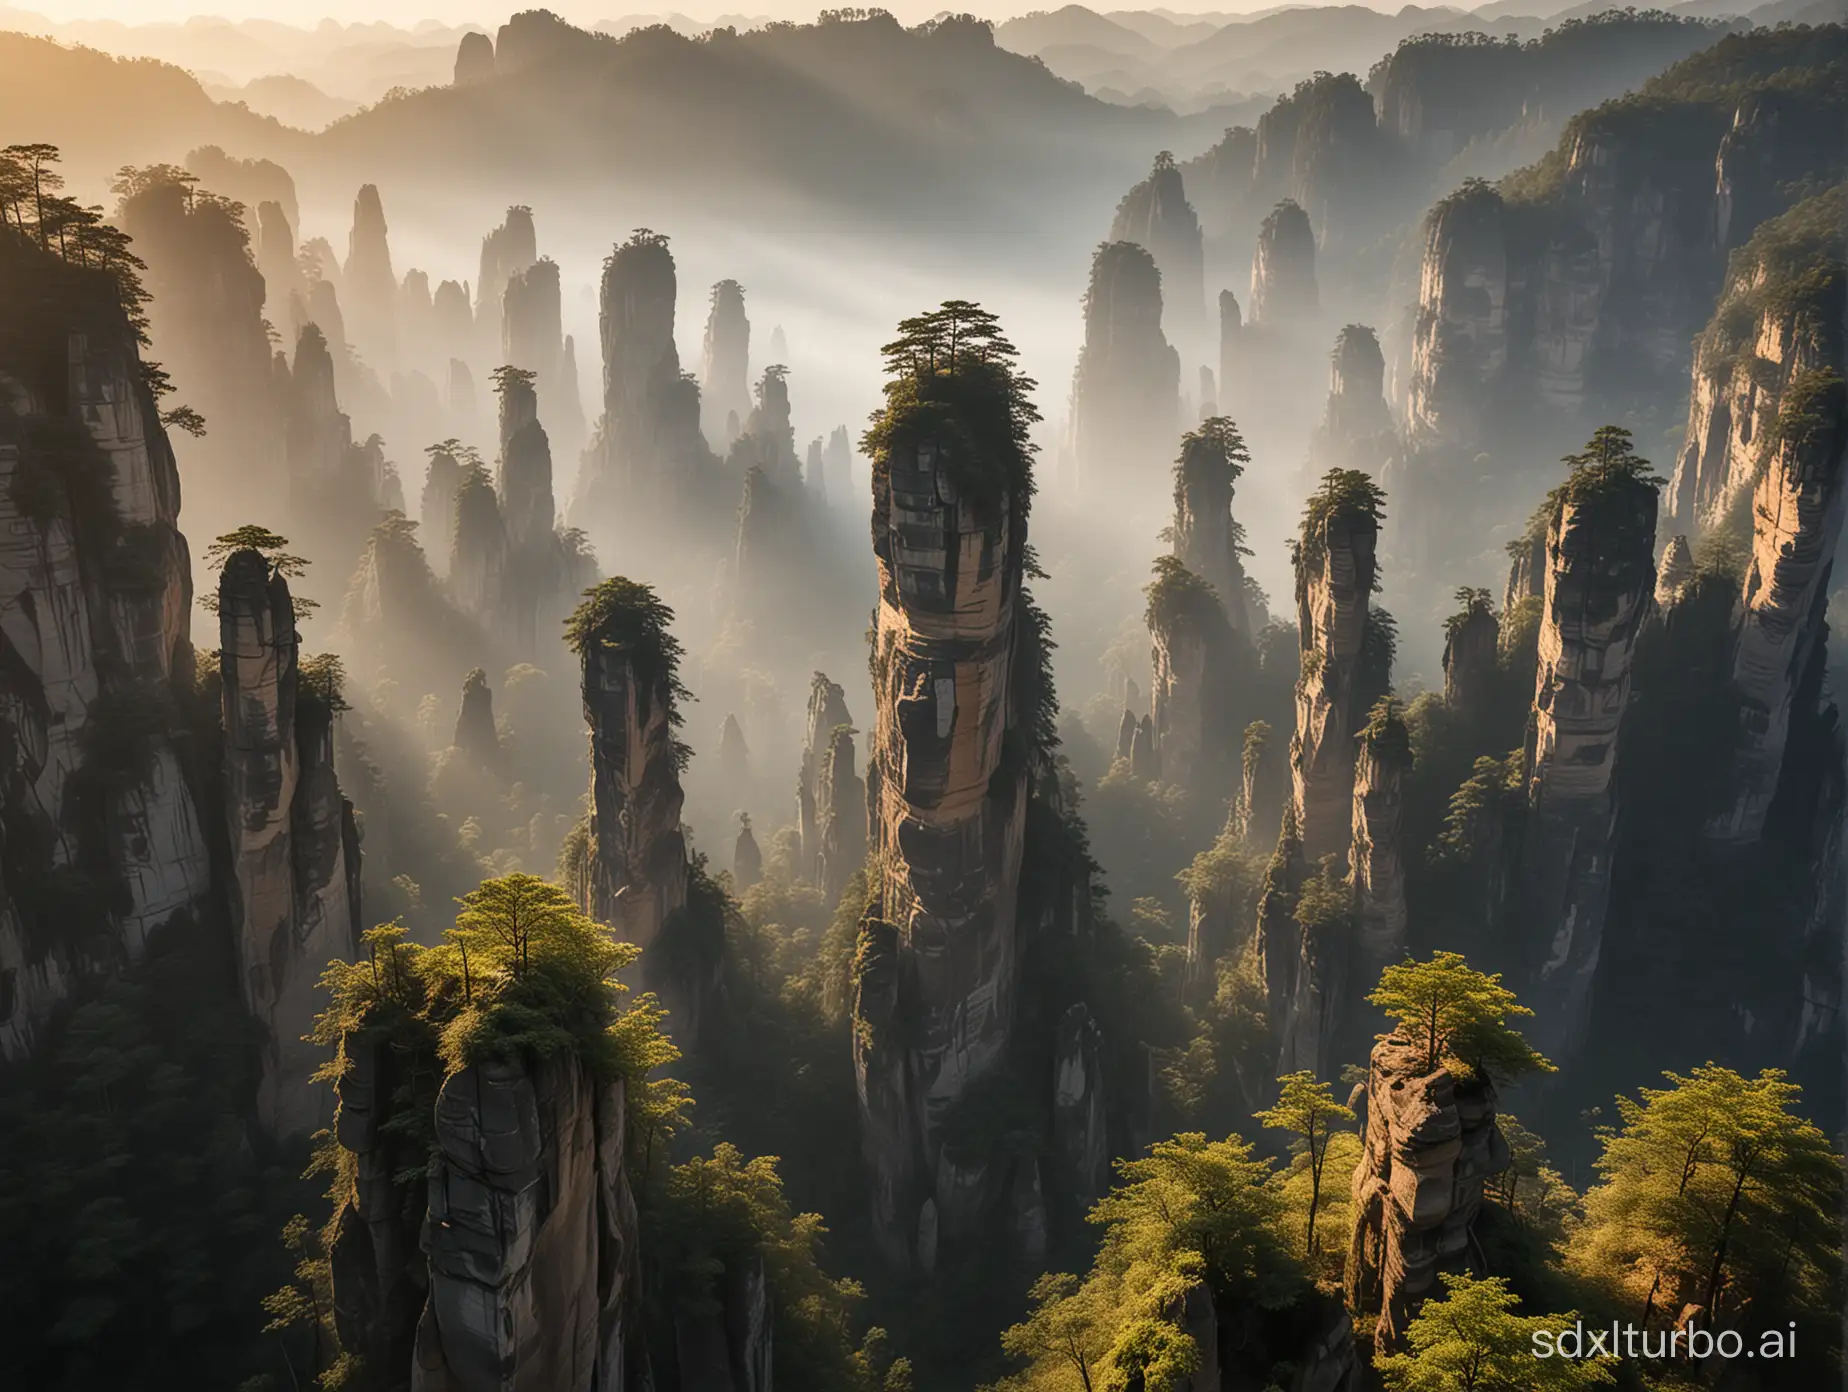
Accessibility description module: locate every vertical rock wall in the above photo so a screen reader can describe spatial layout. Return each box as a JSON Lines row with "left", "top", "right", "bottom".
{"left": 1071, "top": 240, "right": 1180, "bottom": 496}
{"left": 1249, "top": 200, "right": 1318, "bottom": 328}
{"left": 700, "top": 278, "right": 752, "bottom": 449}
{"left": 1110, "top": 151, "right": 1206, "bottom": 347}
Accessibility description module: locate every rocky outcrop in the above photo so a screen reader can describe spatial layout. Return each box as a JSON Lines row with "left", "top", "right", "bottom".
{"left": 453, "top": 667, "right": 502, "bottom": 767}
{"left": 494, "top": 367, "right": 561, "bottom": 655}
{"left": 454, "top": 28, "right": 496, "bottom": 83}
{"left": 345, "top": 184, "right": 398, "bottom": 375}
{"left": 805, "top": 438, "right": 827, "bottom": 502}
{"left": 1239, "top": 719, "right": 1284, "bottom": 844}
{"left": 1146, "top": 557, "right": 1241, "bottom": 795}
{"left": 1256, "top": 809, "right": 1308, "bottom": 1049}
{"left": 502, "top": 258, "right": 564, "bottom": 387}
{"left": 700, "top": 278, "right": 752, "bottom": 449}
{"left": 1710, "top": 371, "right": 1847, "bottom": 844}
{"left": 218, "top": 551, "right": 361, "bottom": 1135}
{"left": 1290, "top": 471, "right": 1383, "bottom": 861}
{"left": 1052, "top": 1003, "right": 1111, "bottom": 1216}
{"left": 733, "top": 816, "right": 763, "bottom": 890}
{"left": 816, "top": 726, "right": 867, "bottom": 902}
{"left": 1347, "top": 1032, "right": 1510, "bottom": 1350}
{"left": 1654, "top": 533, "right": 1693, "bottom": 610}
{"left": 1520, "top": 450, "right": 1657, "bottom": 1057}
{"left": 570, "top": 580, "right": 709, "bottom": 1045}
{"left": 825, "top": 425, "right": 853, "bottom": 501}
{"left": 798, "top": 673, "right": 853, "bottom": 874}
{"left": 574, "top": 231, "right": 710, "bottom": 521}
{"left": 718, "top": 712, "right": 750, "bottom": 784}
{"left": 1405, "top": 181, "right": 1509, "bottom": 449}
{"left": 1350, "top": 701, "right": 1409, "bottom": 985}
{"left": 0, "top": 239, "right": 212, "bottom": 1061}
{"left": 853, "top": 305, "right": 1039, "bottom": 1272}
{"left": 1665, "top": 186, "right": 1846, "bottom": 538}
{"left": 1071, "top": 240, "right": 1180, "bottom": 496}
{"left": 1249, "top": 200, "right": 1317, "bottom": 329}
{"left": 1218, "top": 290, "right": 1243, "bottom": 405}
{"left": 1110, "top": 151, "right": 1205, "bottom": 347}
{"left": 1171, "top": 417, "right": 1255, "bottom": 637}
{"left": 448, "top": 461, "right": 509, "bottom": 628}
{"left": 421, "top": 443, "right": 466, "bottom": 573}
{"left": 256, "top": 199, "right": 306, "bottom": 332}
{"left": 1130, "top": 714, "right": 1158, "bottom": 780}
{"left": 1442, "top": 589, "right": 1500, "bottom": 719}
{"left": 1309, "top": 325, "right": 1396, "bottom": 475}
{"left": 476, "top": 205, "right": 537, "bottom": 361}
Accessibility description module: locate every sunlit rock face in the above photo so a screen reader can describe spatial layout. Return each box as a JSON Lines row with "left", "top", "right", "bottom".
{"left": 1071, "top": 240, "right": 1180, "bottom": 496}
{"left": 574, "top": 232, "right": 709, "bottom": 522}
{"left": 1249, "top": 199, "right": 1317, "bottom": 328}
{"left": 1347, "top": 1032, "right": 1510, "bottom": 1351}
{"left": 1350, "top": 705, "right": 1409, "bottom": 988}
{"left": 0, "top": 244, "right": 212, "bottom": 1062}
{"left": 345, "top": 184, "right": 398, "bottom": 376}
{"left": 1406, "top": 182, "right": 1508, "bottom": 448}
{"left": 1289, "top": 474, "right": 1381, "bottom": 862}
{"left": 218, "top": 552, "right": 361, "bottom": 1136}
{"left": 1712, "top": 373, "right": 1847, "bottom": 845}
{"left": 1666, "top": 189, "right": 1845, "bottom": 538}
{"left": 1309, "top": 324, "right": 1396, "bottom": 476}
{"left": 852, "top": 316, "right": 1039, "bottom": 1273}
{"left": 700, "top": 278, "right": 752, "bottom": 450}
{"left": 1520, "top": 464, "right": 1657, "bottom": 1058}
{"left": 476, "top": 205, "right": 537, "bottom": 360}
{"left": 1110, "top": 151, "right": 1206, "bottom": 347}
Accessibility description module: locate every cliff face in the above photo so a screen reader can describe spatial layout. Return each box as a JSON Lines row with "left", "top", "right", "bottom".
{"left": 1249, "top": 200, "right": 1318, "bottom": 329}
{"left": 1441, "top": 593, "right": 1501, "bottom": 720}
{"left": 818, "top": 726, "right": 868, "bottom": 902}
{"left": 700, "top": 278, "right": 752, "bottom": 449}
{"left": 495, "top": 369, "right": 561, "bottom": 655}
{"left": 1347, "top": 1033, "right": 1510, "bottom": 1350}
{"left": 331, "top": 1043, "right": 643, "bottom": 1392}
{"left": 1665, "top": 187, "right": 1846, "bottom": 537}
{"left": 1109, "top": 152, "right": 1205, "bottom": 346}
{"left": 420, "top": 444, "right": 465, "bottom": 575}
{"left": 1146, "top": 557, "right": 1242, "bottom": 795}
{"left": 1711, "top": 371, "right": 1847, "bottom": 844}
{"left": 853, "top": 308, "right": 1038, "bottom": 1272}
{"left": 574, "top": 232, "right": 710, "bottom": 522}
{"left": 477, "top": 205, "right": 537, "bottom": 359}
{"left": 1521, "top": 455, "right": 1657, "bottom": 1057}
{"left": 1071, "top": 240, "right": 1180, "bottom": 496}
{"left": 218, "top": 552, "right": 362, "bottom": 1135}
{"left": 1405, "top": 182, "right": 1507, "bottom": 448}
{"left": 1290, "top": 472, "right": 1382, "bottom": 862}
{"left": 1170, "top": 417, "right": 1255, "bottom": 637}
{"left": 0, "top": 241, "right": 212, "bottom": 1061}
{"left": 1350, "top": 704, "right": 1409, "bottom": 986}
{"left": 448, "top": 463, "right": 509, "bottom": 628}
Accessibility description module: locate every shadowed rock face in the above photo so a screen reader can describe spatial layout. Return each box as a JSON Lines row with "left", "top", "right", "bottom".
{"left": 420, "top": 445, "right": 465, "bottom": 575}
{"left": 1712, "top": 373, "right": 1847, "bottom": 845}
{"left": 453, "top": 667, "right": 502, "bottom": 766}
{"left": 1520, "top": 462, "right": 1657, "bottom": 1058}
{"left": 256, "top": 199, "right": 306, "bottom": 330}
{"left": 826, "top": 425, "right": 854, "bottom": 500}
{"left": 1249, "top": 200, "right": 1317, "bottom": 328}
{"left": 454, "top": 27, "right": 495, "bottom": 84}
{"left": 495, "top": 370, "right": 562, "bottom": 655}
{"left": 1110, "top": 151, "right": 1205, "bottom": 345}
{"left": 433, "top": 278, "right": 474, "bottom": 349}
{"left": 345, "top": 184, "right": 398, "bottom": 375}
{"left": 1350, "top": 706, "right": 1410, "bottom": 985}
{"left": 502, "top": 257, "right": 564, "bottom": 386}
{"left": 1311, "top": 324, "right": 1396, "bottom": 475}
{"left": 733, "top": 819, "right": 763, "bottom": 890}
{"left": 818, "top": 726, "right": 868, "bottom": 902}
{"left": 1347, "top": 1033, "right": 1510, "bottom": 1351}
{"left": 449, "top": 462, "right": 509, "bottom": 626}
{"left": 1072, "top": 240, "right": 1180, "bottom": 496}
{"left": 1146, "top": 559, "right": 1244, "bottom": 795}
{"left": 1406, "top": 183, "right": 1508, "bottom": 449}
{"left": 1256, "top": 809, "right": 1308, "bottom": 1051}
{"left": 700, "top": 278, "right": 751, "bottom": 449}
{"left": 1442, "top": 596, "right": 1500, "bottom": 720}
{"left": 0, "top": 243, "right": 211, "bottom": 1061}
{"left": 1290, "top": 474, "right": 1381, "bottom": 862}
{"left": 218, "top": 551, "right": 361, "bottom": 1136}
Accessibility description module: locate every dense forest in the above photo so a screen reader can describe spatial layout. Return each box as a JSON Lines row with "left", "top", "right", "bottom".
{"left": 0, "top": 6, "right": 1843, "bottom": 1392}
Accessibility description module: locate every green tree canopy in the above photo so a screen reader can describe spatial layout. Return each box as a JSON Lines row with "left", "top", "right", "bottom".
{"left": 1376, "top": 1274, "right": 1615, "bottom": 1392}
{"left": 1257, "top": 1071, "right": 1358, "bottom": 1264}
{"left": 1367, "top": 951, "right": 1552, "bottom": 1081}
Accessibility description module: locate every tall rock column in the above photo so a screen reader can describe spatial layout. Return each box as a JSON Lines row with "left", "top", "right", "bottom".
{"left": 1350, "top": 700, "right": 1410, "bottom": 985}
{"left": 1110, "top": 151, "right": 1206, "bottom": 348}
{"left": 1711, "top": 371, "right": 1847, "bottom": 843}
{"left": 818, "top": 726, "right": 868, "bottom": 902}
{"left": 493, "top": 365, "right": 560, "bottom": 655}
{"left": 1289, "top": 470, "right": 1384, "bottom": 862}
{"left": 798, "top": 673, "right": 854, "bottom": 877}
{"left": 1309, "top": 324, "right": 1395, "bottom": 475}
{"left": 853, "top": 302, "right": 1038, "bottom": 1272}
{"left": 476, "top": 204, "right": 537, "bottom": 362}
{"left": 344, "top": 183, "right": 398, "bottom": 375}
{"left": 1145, "top": 557, "right": 1238, "bottom": 795}
{"left": 567, "top": 579, "right": 707, "bottom": 1044}
{"left": 1071, "top": 241, "right": 1180, "bottom": 497}
{"left": 1520, "top": 434, "right": 1658, "bottom": 1056}
{"left": 1347, "top": 1033, "right": 1510, "bottom": 1350}
{"left": 219, "top": 550, "right": 362, "bottom": 1135}
{"left": 1170, "top": 416, "right": 1255, "bottom": 636}
{"left": 1249, "top": 200, "right": 1318, "bottom": 329}
{"left": 700, "top": 278, "right": 751, "bottom": 448}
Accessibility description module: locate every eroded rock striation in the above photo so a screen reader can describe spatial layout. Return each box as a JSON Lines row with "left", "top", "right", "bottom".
{"left": 1289, "top": 470, "right": 1383, "bottom": 861}
{"left": 218, "top": 551, "right": 362, "bottom": 1135}
{"left": 1519, "top": 440, "right": 1658, "bottom": 1057}
{"left": 1347, "top": 1032, "right": 1510, "bottom": 1350}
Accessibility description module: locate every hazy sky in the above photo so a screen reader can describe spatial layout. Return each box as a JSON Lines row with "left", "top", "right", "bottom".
{"left": 8, "top": 1, "right": 1425, "bottom": 26}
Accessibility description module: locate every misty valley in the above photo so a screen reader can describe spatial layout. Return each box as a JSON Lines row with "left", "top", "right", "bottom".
{"left": 0, "top": 4, "right": 1843, "bottom": 1391}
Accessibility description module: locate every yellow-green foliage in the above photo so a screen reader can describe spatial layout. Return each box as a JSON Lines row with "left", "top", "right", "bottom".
{"left": 1367, "top": 951, "right": 1552, "bottom": 1082}
{"left": 1563, "top": 1065, "right": 1842, "bottom": 1330}
{"left": 991, "top": 1133, "right": 1305, "bottom": 1390}
{"left": 1257, "top": 1071, "right": 1360, "bottom": 1283}
{"left": 1376, "top": 1274, "right": 1615, "bottom": 1392}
